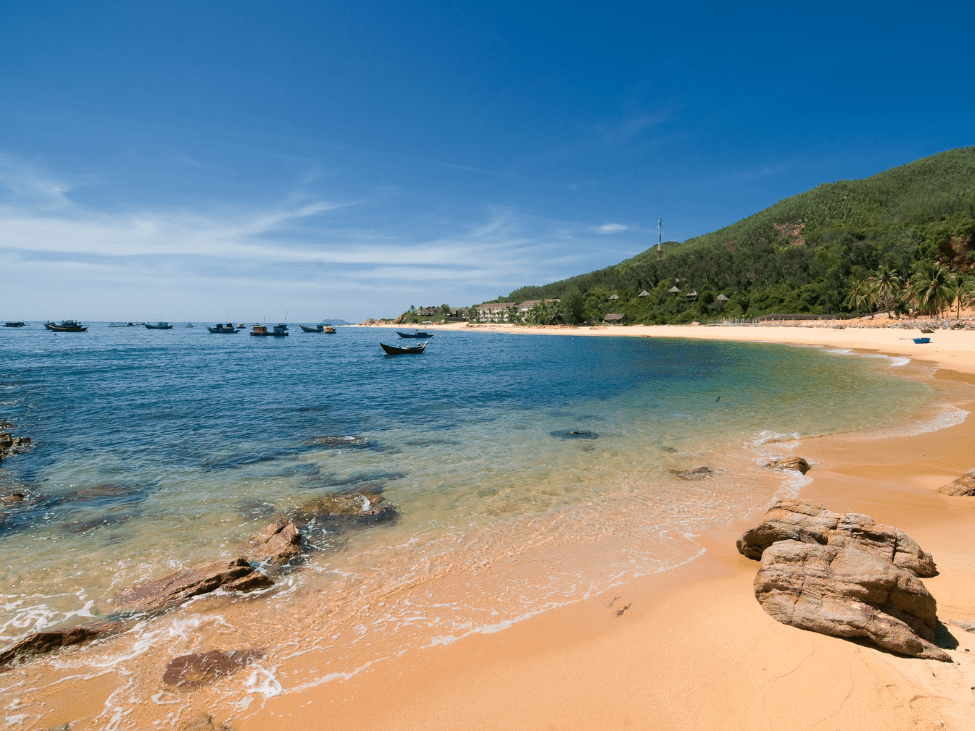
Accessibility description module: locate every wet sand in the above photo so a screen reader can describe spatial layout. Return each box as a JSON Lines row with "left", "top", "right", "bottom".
{"left": 236, "top": 323, "right": 975, "bottom": 730}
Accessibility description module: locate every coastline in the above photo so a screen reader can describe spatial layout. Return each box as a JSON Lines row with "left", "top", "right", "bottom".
{"left": 235, "top": 324, "right": 975, "bottom": 731}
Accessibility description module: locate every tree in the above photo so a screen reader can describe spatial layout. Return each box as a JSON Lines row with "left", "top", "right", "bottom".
{"left": 910, "top": 262, "right": 951, "bottom": 317}
{"left": 844, "top": 278, "right": 869, "bottom": 317}
{"left": 947, "top": 272, "right": 972, "bottom": 320}
{"left": 865, "top": 265, "right": 901, "bottom": 317}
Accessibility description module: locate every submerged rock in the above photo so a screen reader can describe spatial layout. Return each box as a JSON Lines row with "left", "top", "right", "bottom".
{"left": 114, "top": 558, "right": 273, "bottom": 615}
{"left": 939, "top": 468, "right": 975, "bottom": 496}
{"left": 162, "top": 648, "right": 264, "bottom": 689}
{"left": 296, "top": 492, "right": 397, "bottom": 526}
{"left": 755, "top": 540, "right": 949, "bottom": 661}
{"left": 736, "top": 499, "right": 936, "bottom": 577}
{"left": 0, "top": 619, "right": 124, "bottom": 670}
{"left": 669, "top": 466, "right": 716, "bottom": 481}
{"left": 550, "top": 429, "right": 598, "bottom": 440}
{"left": 303, "top": 435, "right": 371, "bottom": 449}
{"left": 763, "top": 456, "right": 811, "bottom": 475}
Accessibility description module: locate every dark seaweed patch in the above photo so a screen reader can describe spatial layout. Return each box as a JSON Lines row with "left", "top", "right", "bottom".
{"left": 62, "top": 513, "right": 132, "bottom": 535}
{"left": 550, "top": 429, "right": 598, "bottom": 440}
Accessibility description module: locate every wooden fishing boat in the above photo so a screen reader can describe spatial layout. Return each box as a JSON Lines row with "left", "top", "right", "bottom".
{"left": 3, "top": 322, "right": 26, "bottom": 328}
{"left": 396, "top": 330, "right": 434, "bottom": 338}
{"left": 251, "top": 324, "right": 289, "bottom": 337}
{"left": 912, "top": 337, "right": 931, "bottom": 344}
{"left": 300, "top": 324, "right": 336, "bottom": 333}
{"left": 145, "top": 322, "right": 173, "bottom": 330}
{"left": 381, "top": 341, "right": 427, "bottom": 355}
{"left": 207, "top": 323, "right": 239, "bottom": 333}
{"left": 44, "top": 320, "right": 87, "bottom": 332}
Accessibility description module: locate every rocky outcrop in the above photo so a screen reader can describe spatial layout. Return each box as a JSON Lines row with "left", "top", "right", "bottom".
{"left": 162, "top": 648, "right": 264, "bottom": 689}
{"left": 243, "top": 521, "right": 302, "bottom": 566}
{"left": 113, "top": 558, "right": 273, "bottom": 615}
{"left": 939, "top": 468, "right": 975, "bottom": 496}
{"left": 763, "top": 456, "right": 811, "bottom": 475}
{"left": 0, "top": 432, "right": 31, "bottom": 462}
{"left": 736, "top": 499, "right": 936, "bottom": 577}
{"left": 0, "top": 620, "right": 124, "bottom": 670}
{"left": 738, "top": 499, "right": 946, "bottom": 660}
{"left": 755, "top": 540, "right": 949, "bottom": 661}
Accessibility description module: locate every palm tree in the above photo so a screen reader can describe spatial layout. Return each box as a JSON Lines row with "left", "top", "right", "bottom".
{"left": 865, "top": 265, "right": 901, "bottom": 317}
{"left": 911, "top": 262, "right": 951, "bottom": 317}
{"left": 844, "top": 279, "right": 869, "bottom": 318}
{"left": 947, "top": 272, "right": 973, "bottom": 320}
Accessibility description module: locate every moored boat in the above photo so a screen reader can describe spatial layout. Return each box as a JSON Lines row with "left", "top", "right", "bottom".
{"left": 300, "top": 323, "right": 337, "bottom": 333}
{"left": 381, "top": 341, "right": 427, "bottom": 355}
{"left": 251, "top": 324, "right": 289, "bottom": 337}
{"left": 396, "top": 330, "right": 434, "bottom": 338}
{"left": 3, "top": 321, "right": 26, "bottom": 328}
{"left": 44, "top": 320, "right": 87, "bottom": 332}
{"left": 207, "top": 323, "right": 239, "bottom": 334}
{"left": 145, "top": 322, "right": 173, "bottom": 330}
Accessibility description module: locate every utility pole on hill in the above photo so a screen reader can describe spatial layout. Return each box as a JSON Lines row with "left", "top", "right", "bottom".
{"left": 657, "top": 218, "right": 662, "bottom": 260}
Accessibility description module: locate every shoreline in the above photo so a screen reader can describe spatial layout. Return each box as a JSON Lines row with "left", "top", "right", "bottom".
{"left": 235, "top": 324, "right": 975, "bottom": 730}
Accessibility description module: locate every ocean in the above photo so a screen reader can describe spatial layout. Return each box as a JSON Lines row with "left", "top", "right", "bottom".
{"left": 0, "top": 324, "right": 950, "bottom": 726}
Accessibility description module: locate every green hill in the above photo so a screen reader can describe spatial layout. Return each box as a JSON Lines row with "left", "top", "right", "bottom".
{"left": 502, "top": 147, "right": 975, "bottom": 324}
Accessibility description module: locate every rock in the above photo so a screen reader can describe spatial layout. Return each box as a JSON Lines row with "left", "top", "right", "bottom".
{"left": 295, "top": 492, "right": 397, "bottom": 526}
{"left": 754, "top": 540, "right": 950, "bottom": 661}
{"left": 549, "top": 429, "right": 598, "bottom": 440}
{"left": 669, "top": 466, "right": 716, "bottom": 480}
{"left": 114, "top": 558, "right": 273, "bottom": 615}
{"left": 736, "top": 499, "right": 936, "bottom": 578}
{"left": 939, "top": 468, "right": 975, "bottom": 496}
{"left": 244, "top": 521, "right": 302, "bottom": 566}
{"left": 162, "top": 648, "right": 264, "bottom": 689}
{"left": 0, "top": 433, "right": 11, "bottom": 449}
{"left": 177, "top": 715, "right": 233, "bottom": 731}
{"left": 0, "top": 620, "right": 123, "bottom": 669}
{"left": 1, "top": 492, "right": 25, "bottom": 506}
{"left": 303, "top": 436, "right": 371, "bottom": 449}
{"left": 763, "top": 456, "right": 811, "bottom": 474}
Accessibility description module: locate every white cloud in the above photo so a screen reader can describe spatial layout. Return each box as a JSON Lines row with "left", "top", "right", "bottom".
{"left": 596, "top": 223, "right": 628, "bottom": 234}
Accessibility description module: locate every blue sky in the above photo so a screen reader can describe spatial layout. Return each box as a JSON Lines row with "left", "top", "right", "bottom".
{"left": 1, "top": 1, "right": 972, "bottom": 322}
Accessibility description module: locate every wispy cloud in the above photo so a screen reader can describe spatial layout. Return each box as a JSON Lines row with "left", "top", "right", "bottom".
{"left": 0, "top": 155, "right": 80, "bottom": 209}
{"left": 595, "top": 223, "right": 628, "bottom": 234}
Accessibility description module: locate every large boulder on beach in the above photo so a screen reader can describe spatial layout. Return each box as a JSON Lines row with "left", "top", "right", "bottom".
{"left": 244, "top": 520, "right": 302, "bottom": 566}
{"left": 736, "top": 499, "right": 936, "bottom": 577}
{"left": 114, "top": 558, "right": 273, "bottom": 615}
{"left": 939, "top": 468, "right": 975, "bottom": 496}
{"left": 755, "top": 540, "right": 949, "bottom": 661}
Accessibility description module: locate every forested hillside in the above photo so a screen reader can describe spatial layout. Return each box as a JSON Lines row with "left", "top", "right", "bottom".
{"left": 497, "top": 147, "right": 975, "bottom": 325}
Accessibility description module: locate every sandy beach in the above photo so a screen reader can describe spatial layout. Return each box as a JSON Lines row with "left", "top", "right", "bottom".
{"left": 234, "top": 323, "right": 975, "bottom": 731}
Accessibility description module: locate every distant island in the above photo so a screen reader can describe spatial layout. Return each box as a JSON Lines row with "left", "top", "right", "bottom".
{"left": 396, "top": 147, "right": 975, "bottom": 327}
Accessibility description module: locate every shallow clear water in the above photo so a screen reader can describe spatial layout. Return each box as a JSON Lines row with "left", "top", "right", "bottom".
{"left": 0, "top": 324, "right": 938, "bottom": 725}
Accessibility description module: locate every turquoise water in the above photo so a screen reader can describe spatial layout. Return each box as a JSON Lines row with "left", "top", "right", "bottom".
{"left": 0, "top": 325, "right": 940, "bottom": 725}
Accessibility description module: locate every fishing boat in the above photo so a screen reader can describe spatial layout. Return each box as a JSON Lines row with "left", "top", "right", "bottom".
{"left": 3, "top": 322, "right": 26, "bottom": 328}
{"left": 912, "top": 337, "right": 931, "bottom": 344}
{"left": 251, "top": 324, "right": 289, "bottom": 337}
{"left": 300, "top": 324, "right": 336, "bottom": 333}
{"left": 396, "top": 330, "right": 434, "bottom": 338}
{"left": 44, "top": 320, "right": 87, "bottom": 332}
{"left": 381, "top": 341, "right": 427, "bottom": 355}
{"left": 145, "top": 322, "right": 173, "bottom": 330}
{"left": 207, "top": 323, "right": 239, "bottom": 334}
